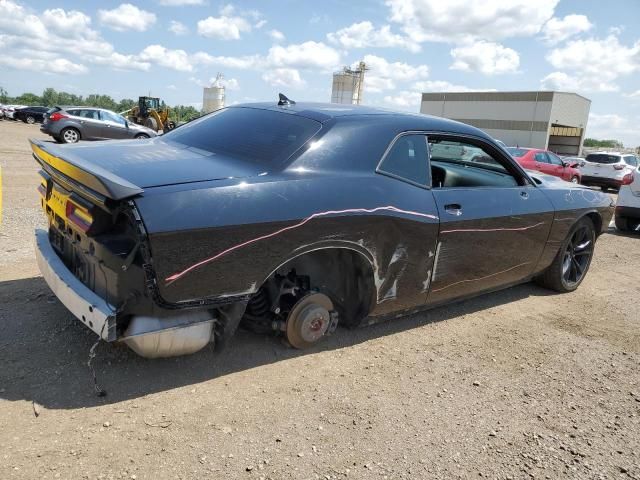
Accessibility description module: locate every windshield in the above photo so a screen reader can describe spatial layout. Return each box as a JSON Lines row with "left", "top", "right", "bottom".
{"left": 585, "top": 154, "right": 620, "bottom": 164}
{"left": 163, "top": 107, "right": 322, "bottom": 167}
{"left": 506, "top": 147, "right": 530, "bottom": 157}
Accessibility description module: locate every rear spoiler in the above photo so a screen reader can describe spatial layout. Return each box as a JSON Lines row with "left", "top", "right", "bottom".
{"left": 29, "top": 139, "right": 143, "bottom": 201}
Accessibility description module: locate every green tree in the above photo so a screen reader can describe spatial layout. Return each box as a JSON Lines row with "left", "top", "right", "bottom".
{"left": 41, "top": 88, "right": 59, "bottom": 107}
{"left": 117, "top": 98, "right": 137, "bottom": 113}
{"left": 583, "top": 138, "right": 624, "bottom": 148}
{"left": 15, "top": 92, "right": 42, "bottom": 105}
{"left": 85, "top": 94, "right": 118, "bottom": 110}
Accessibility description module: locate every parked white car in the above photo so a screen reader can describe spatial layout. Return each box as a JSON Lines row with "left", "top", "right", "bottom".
{"left": 615, "top": 164, "right": 640, "bottom": 232}
{"left": 580, "top": 152, "right": 637, "bottom": 191}
{"left": 3, "top": 105, "right": 27, "bottom": 120}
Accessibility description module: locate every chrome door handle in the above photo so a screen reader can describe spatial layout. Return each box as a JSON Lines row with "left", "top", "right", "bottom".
{"left": 520, "top": 191, "right": 529, "bottom": 199}
{"left": 444, "top": 203, "right": 462, "bottom": 216}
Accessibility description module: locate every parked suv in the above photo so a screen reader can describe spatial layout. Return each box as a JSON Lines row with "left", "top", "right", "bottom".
{"left": 507, "top": 147, "right": 581, "bottom": 183}
{"left": 580, "top": 152, "right": 637, "bottom": 191}
{"left": 41, "top": 106, "right": 157, "bottom": 143}
{"left": 615, "top": 164, "right": 640, "bottom": 232}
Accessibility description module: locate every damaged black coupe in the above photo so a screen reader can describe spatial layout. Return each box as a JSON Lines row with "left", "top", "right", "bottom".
{"left": 32, "top": 97, "right": 614, "bottom": 358}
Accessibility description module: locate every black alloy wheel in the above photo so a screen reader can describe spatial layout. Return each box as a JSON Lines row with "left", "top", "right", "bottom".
{"left": 561, "top": 224, "right": 593, "bottom": 288}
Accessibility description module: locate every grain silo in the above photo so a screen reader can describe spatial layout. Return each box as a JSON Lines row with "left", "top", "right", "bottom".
{"left": 331, "top": 61, "right": 367, "bottom": 105}
{"left": 203, "top": 73, "right": 225, "bottom": 113}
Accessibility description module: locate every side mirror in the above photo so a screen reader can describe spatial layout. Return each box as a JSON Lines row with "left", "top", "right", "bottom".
{"left": 562, "top": 161, "right": 570, "bottom": 167}
{"left": 124, "top": 120, "right": 129, "bottom": 128}
{"left": 570, "top": 162, "right": 579, "bottom": 168}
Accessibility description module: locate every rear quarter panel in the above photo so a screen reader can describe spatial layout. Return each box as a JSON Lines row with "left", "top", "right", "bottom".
{"left": 534, "top": 181, "right": 614, "bottom": 274}
{"left": 135, "top": 172, "right": 441, "bottom": 318}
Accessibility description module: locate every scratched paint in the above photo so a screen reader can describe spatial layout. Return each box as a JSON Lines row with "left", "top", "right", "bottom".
{"left": 430, "top": 261, "right": 532, "bottom": 293}
{"left": 165, "top": 206, "right": 438, "bottom": 285}
{"left": 439, "top": 222, "right": 546, "bottom": 234}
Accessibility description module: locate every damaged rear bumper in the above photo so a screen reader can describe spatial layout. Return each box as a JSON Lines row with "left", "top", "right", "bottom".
{"left": 35, "top": 229, "right": 117, "bottom": 341}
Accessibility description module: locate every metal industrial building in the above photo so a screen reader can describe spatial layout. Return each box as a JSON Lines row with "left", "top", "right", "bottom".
{"left": 420, "top": 91, "right": 591, "bottom": 156}
{"left": 331, "top": 61, "right": 367, "bottom": 105}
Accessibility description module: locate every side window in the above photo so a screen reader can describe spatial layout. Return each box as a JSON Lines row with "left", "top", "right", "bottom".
{"left": 377, "top": 134, "right": 429, "bottom": 186}
{"left": 547, "top": 152, "right": 563, "bottom": 166}
{"left": 428, "top": 137, "right": 519, "bottom": 188}
{"left": 66, "top": 109, "right": 80, "bottom": 116}
{"left": 624, "top": 155, "right": 638, "bottom": 167}
{"left": 534, "top": 152, "right": 549, "bottom": 163}
{"left": 102, "top": 110, "right": 126, "bottom": 125}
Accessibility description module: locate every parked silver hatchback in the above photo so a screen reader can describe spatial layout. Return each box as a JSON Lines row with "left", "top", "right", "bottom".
{"left": 41, "top": 107, "right": 157, "bottom": 143}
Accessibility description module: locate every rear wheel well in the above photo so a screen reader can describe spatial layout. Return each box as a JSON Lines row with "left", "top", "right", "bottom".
{"left": 243, "top": 248, "right": 376, "bottom": 333}
{"left": 585, "top": 212, "right": 602, "bottom": 236}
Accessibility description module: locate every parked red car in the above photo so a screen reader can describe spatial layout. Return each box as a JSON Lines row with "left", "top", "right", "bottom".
{"left": 507, "top": 148, "right": 581, "bottom": 184}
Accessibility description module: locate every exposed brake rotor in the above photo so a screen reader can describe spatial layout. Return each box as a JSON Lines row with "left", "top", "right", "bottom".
{"left": 285, "top": 292, "right": 336, "bottom": 349}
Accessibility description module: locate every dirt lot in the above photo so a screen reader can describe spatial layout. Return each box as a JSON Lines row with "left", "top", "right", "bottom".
{"left": 1, "top": 119, "right": 639, "bottom": 480}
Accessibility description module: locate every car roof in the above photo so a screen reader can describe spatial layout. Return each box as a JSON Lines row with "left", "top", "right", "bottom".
{"left": 587, "top": 151, "right": 622, "bottom": 156}
{"left": 230, "top": 101, "right": 492, "bottom": 139}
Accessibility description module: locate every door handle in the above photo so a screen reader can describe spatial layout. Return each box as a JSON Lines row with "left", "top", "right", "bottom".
{"left": 444, "top": 203, "right": 462, "bottom": 216}
{"left": 520, "top": 191, "right": 529, "bottom": 199}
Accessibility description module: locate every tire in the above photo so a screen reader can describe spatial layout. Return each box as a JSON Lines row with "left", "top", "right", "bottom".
{"left": 26, "top": 115, "right": 35, "bottom": 124}
{"left": 135, "top": 133, "right": 150, "bottom": 139}
{"left": 60, "top": 127, "right": 80, "bottom": 144}
{"left": 144, "top": 117, "right": 158, "bottom": 131}
{"left": 615, "top": 216, "right": 630, "bottom": 232}
{"left": 535, "top": 216, "right": 596, "bottom": 293}
{"left": 570, "top": 176, "right": 580, "bottom": 184}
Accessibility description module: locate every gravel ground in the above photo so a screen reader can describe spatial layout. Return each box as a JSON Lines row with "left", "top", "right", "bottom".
{"left": 1, "top": 120, "right": 639, "bottom": 480}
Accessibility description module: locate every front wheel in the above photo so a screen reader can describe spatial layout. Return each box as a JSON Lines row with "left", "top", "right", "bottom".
{"left": 60, "top": 127, "right": 80, "bottom": 144}
{"left": 535, "top": 217, "right": 595, "bottom": 292}
{"left": 135, "top": 133, "right": 150, "bottom": 139}
{"left": 26, "top": 115, "right": 36, "bottom": 124}
{"left": 570, "top": 176, "right": 580, "bottom": 184}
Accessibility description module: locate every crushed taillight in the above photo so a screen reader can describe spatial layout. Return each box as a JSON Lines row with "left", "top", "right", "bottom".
{"left": 49, "top": 112, "right": 67, "bottom": 122}
{"left": 614, "top": 164, "right": 625, "bottom": 170}
{"left": 622, "top": 173, "right": 634, "bottom": 185}
{"left": 65, "top": 199, "right": 93, "bottom": 233}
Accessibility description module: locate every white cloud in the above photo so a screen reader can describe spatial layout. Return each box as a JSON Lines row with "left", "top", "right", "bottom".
{"left": 450, "top": 41, "right": 520, "bottom": 75}
{"left": 365, "top": 76, "right": 396, "bottom": 93}
{"left": 0, "top": 55, "right": 88, "bottom": 74}
{"left": 98, "top": 3, "right": 156, "bottom": 32}
{"left": 267, "top": 41, "right": 341, "bottom": 71}
{"left": 90, "top": 52, "right": 150, "bottom": 71}
{"left": 383, "top": 91, "right": 421, "bottom": 109}
{"left": 268, "top": 29, "right": 285, "bottom": 42}
{"left": 627, "top": 90, "right": 640, "bottom": 98}
{"left": 386, "top": 0, "right": 559, "bottom": 43}
{"left": 360, "top": 54, "right": 429, "bottom": 81}
{"left": 158, "top": 0, "right": 204, "bottom": 5}
{"left": 544, "top": 35, "right": 640, "bottom": 92}
{"left": 327, "top": 21, "right": 419, "bottom": 52}
{"left": 169, "top": 20, "right": 188, "bottom": 35}
{"left": 197, "top": 14, "right": 250, "bottom": 40}
{"left": 541, "top": 14, "right": 592, "bottom": 45}
{"left": 587, "top": 113, "right": 639, "bottom": 147}
{"left": 41, "top": 8, "right": 93, "bottom": 38}
{"left": 262, "top": 68, "right": 306, "bottom": 88}
{"left": 197, "top": 4, "right": 263, "bottom": 40}
{"left": 540, "top": 72, "right": 617, "bottom": 93}
{"left": 138, "top": 45, "right": 193, "bottom": 71}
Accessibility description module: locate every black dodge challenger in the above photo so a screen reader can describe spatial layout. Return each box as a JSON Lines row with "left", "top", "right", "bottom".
{"left": 31, "top": 98, "right": 614, "bottom": 358}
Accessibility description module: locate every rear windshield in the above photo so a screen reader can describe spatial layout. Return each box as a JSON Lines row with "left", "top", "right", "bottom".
{"left": 163, "top": 107, "right": 321, "bottom": 167}
{"left": 506, "top": 148, "right": 529, "bottom": 157}
{"left": 585, "top": 154, "right": 620, "bottom": 164}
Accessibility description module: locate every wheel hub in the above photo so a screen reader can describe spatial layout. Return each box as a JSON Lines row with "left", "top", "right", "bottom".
{"left": 285, "top": 293, "right": 334, "bottom": 349}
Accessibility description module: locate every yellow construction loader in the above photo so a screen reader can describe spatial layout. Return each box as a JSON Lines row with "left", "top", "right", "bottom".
{"left": 123, "top": 96, "right": 175, "bottom": 133}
